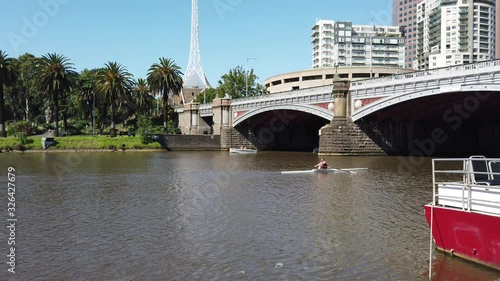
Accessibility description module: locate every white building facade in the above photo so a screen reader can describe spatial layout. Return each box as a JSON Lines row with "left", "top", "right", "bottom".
{"left": 312, "top": 20, "right": 336, "bottom": 68}
{"left": 312, "top": 20, "right": 406, "bottom": 69}
{"left": 415, "top": 0, "right": 496, "bottom": 70}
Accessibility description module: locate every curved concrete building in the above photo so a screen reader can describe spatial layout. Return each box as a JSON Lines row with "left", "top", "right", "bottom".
{"left": 264, "top": 66, "right": 414, "bottom": 94}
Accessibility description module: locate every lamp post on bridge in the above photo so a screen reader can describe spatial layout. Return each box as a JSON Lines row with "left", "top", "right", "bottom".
{"left": 246, "top": 57, "right": 257, "bottom": 98}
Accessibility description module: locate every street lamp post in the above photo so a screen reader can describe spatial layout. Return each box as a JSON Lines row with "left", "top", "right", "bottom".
{"left": 246, "top": 57, "right": 257, "bottom": 97}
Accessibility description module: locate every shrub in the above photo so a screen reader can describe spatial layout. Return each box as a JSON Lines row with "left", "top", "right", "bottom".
{"left": 7, "top": 121, "right": 32, "bottom": 136}
{"left": 167, "top": 120, "right": 181, "bottom": 134}
{"left": 137, "top": 115, "right": 153, "bottom": 144}
{"left": 14, "top": 144, "right": 26, "bottom": 151}
{"left": 17, "top": 133, "right": 32, "bottom": 145}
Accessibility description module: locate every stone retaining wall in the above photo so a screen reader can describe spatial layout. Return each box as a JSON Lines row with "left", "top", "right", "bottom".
{"left": 165, "top": 135, "right": 221, "bottom": 151}
{"left": 220, "top": 128, "right": 257, "bottom": 150}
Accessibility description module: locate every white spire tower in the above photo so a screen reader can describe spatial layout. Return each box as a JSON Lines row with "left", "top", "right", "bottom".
{"left": 182, "top": 0, "right": 210, "bottom": 103}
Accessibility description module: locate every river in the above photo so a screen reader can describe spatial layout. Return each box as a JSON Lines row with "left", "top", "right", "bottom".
{"left": 1, "top": 151, "right": 499, "bottom": 280}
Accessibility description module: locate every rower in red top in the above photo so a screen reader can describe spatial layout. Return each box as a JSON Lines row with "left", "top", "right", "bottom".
{"left": 315, "top": 158, "right": 328, "bottom": 169}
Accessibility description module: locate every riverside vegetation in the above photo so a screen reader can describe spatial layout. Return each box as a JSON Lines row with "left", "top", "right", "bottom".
{"left": 0, "top": 50, "right": 264, "bottom": 148}
{"left": 0, "top": 135, "right": 161, "bottom": 152}
{"left": 0, "top": 116, "right": 165, "bottom": 152}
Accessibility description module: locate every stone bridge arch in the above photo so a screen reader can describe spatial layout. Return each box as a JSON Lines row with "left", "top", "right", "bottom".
{"left": 232, "top": 104, "right": 334, "bottom": 127}
{"left": 351, "top": 84, "right": 500, "bottom": 122}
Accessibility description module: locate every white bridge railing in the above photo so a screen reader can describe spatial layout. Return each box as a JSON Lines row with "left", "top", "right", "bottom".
{"left": 197, "top": 59, "right": 500, "bottom": 118}
{"left": 351, "top": 59, "right": 500, "bottom": 98}
{"left": 231, "top": 85, "right": 333, "bottom": 112}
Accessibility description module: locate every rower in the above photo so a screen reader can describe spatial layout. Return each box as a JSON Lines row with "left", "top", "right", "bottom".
{"left": 315, "top": 158, "right": 328, "bottom": 169}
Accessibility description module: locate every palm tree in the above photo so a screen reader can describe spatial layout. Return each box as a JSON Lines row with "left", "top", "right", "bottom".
{"left": 97, "top": 62, "right": 134, "bottom": 137}
{"left": 76, "top": 68, "right": 100, "bottom": 128}
{"left": 134, "top": 78, "right": 154, "bottom": 115}
{"left": 38, "top": 53, "right": 76, "bottom": 136}
{"left": 147, "top": 58, "right": 183, "bottom": 132}
{"left": 0, "top": 51, "right": 18, "bottom": 137}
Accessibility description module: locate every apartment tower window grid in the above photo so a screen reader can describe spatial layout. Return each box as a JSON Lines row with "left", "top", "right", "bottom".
{"left": 497, "top": 0, "right": 499, "bottom": 58}
{"left": 312, "top": 20, "right": 406, "bottom": 69}
{"left": 416, "top": 0, "right": 496, "bottom": 70}
{"left": 393, "top": 0, "right": 424, "bottom": 69}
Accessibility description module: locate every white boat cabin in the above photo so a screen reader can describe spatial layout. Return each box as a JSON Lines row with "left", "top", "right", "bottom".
{"left": 432, "top": 156, "right": 500, "bottom": 216}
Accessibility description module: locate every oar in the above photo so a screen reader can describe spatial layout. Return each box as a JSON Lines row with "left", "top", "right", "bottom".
{"left": 332, "top": 168, "right": 356, "bottom": 174}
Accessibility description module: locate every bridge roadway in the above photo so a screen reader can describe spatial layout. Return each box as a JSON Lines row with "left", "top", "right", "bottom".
{"left": 197, "top": 59, "right": 500, "bottom": 127}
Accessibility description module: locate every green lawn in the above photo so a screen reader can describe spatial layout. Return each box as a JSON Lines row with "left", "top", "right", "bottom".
{"left": 0, "top": 135, "right": 162, "bottom": 151}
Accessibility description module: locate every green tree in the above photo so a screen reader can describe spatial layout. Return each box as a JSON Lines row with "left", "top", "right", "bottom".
{"left": 75, "top": 68, "right": 99, "bottom": 122}
{"left": 193, "top": 66, "right": 264, "bottom": 103}
{"left": 38, "top": 53, "right": 77, "bottom": 137}
{"left": 134, "top": 78, "right": 154, "bottom": 115}
{"left": 147, "top": 58, "right": 183, "bottom": 132}
{"left": 97, "top": 62, "right": 134, "bottom": 137}
{"left": 218, "top": 65, "right": 246, "bottom": 99}
{"left": 15, "top": 53, "right": 42, "bottom": 121}
{"left": 193, "top": 87, "right": 224, "bottom": 103}
{"left": 0, "top": 51, "right": 19, "bottom": 137}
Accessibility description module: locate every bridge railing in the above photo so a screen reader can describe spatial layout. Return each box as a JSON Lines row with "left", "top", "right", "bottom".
{"left": 196, "top": 59, "right": 500, "bottom": 111}
{"left": 351, "top": 59, "right": 500, "bottom": 90}
{"left": 231, "top": 84, "right": 333, "bottom": 106}
{"left": 199, "top": 103, "right": 212, "bottom": 116}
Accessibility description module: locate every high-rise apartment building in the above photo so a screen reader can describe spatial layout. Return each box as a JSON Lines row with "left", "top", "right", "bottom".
{"left": 312, "top": 20, "right": 406, "bottom": 69}
{"left": 392, "top": 0, "right": 424, "bottom": 69}
{"left": 312, "top": 20, "right": 335, "bottom": 68}
{"left": 497, "top": 0, "right": 499, "bottom": 58}
{"left": 416, "top": 0, "right": 496, "bottom": 70}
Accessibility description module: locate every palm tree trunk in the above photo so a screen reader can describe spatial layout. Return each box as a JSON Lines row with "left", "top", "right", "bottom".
{"left": 62, "top": 95, "right": 68, "bottom": 135}
{"left": 54, "top": 92, "right": 59, "bottom": 137}
{"left": 110, "top": 103, "right": 116, "bottom": 137}
{"left": 0, "top": 78, "right": 6, "bottom": 137}
{"left": 163, "top": 93, "right": 168, "bottom": 133}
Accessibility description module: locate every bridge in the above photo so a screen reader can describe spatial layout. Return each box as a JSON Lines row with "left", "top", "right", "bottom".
{"left": 177, "top": 59, "right": 500, "bottom": 156}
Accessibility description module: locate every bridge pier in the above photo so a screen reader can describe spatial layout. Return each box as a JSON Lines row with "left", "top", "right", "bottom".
{"left": 319, "top": 76, "right": 386, "bottom": 156}
{"left": 178, "top": 98, "right": 232, "bottom": 135}
{"left": 178, "top": 102, "right": 203, "bottom": 134}
{"left": 212, "top": 98, "right": 231, "bottom": 135}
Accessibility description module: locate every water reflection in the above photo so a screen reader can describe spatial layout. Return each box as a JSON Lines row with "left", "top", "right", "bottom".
{"left": 0, "top": 152, "right": 498, "bottom": 280}
{"left": 427, "top": 251, "right": 500, "bottom": 281}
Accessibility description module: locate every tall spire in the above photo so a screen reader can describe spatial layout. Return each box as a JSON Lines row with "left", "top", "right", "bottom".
{"left": 183, "top": 0, "right": 210, "bottom": 103}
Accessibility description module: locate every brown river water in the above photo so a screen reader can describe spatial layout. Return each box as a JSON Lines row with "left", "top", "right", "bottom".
{"left": 1, "top": 151, "right": 499, "bottom": 280}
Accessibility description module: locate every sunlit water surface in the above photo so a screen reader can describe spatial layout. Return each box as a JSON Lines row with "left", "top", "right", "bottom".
{"left": 1, "top": 151, "right": 499, "bottom": 280}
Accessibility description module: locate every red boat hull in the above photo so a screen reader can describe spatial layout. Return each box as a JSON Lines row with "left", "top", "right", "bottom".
{"left": 424, "top": 205, "right": 500, "bottom": 271}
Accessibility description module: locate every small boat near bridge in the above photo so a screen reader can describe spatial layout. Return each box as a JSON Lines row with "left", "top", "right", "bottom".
{"left": 229, "top": 148, "right": 257, "bottom": 154}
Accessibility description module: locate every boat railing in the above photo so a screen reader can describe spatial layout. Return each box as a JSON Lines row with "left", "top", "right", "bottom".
{"left": 431, "top": 157, "right": 500, "bottom": 215}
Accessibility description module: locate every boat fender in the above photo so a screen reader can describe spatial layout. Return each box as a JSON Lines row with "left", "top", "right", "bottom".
{"left": 472, "top": 248, "right": 477, "bottom": 255}
{"left": 450, "top": 249, "right": 454, "bottom": 257}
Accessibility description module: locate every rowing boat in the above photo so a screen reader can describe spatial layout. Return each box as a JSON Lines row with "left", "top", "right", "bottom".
{"left": 229, "top": 148, "right": 257, "bottom": 154}
{"left": 281, "top": 168, "right": 368, "bottom": 174}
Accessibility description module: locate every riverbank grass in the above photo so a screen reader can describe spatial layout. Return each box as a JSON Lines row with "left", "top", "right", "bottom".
{"left": 0, "top": 135, "right": 162, "bottom": 151}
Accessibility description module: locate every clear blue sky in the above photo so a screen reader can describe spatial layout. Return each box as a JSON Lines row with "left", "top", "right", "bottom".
{"left": 1, "top": 0, "right": 394, "bottom": 86}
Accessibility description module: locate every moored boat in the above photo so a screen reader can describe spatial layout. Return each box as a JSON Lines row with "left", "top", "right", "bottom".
{"left": 229, "top": 148, "right": 257, "bottom": 154}
{"left": 424, "top": 156, "right": 500, "bottom": 271}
